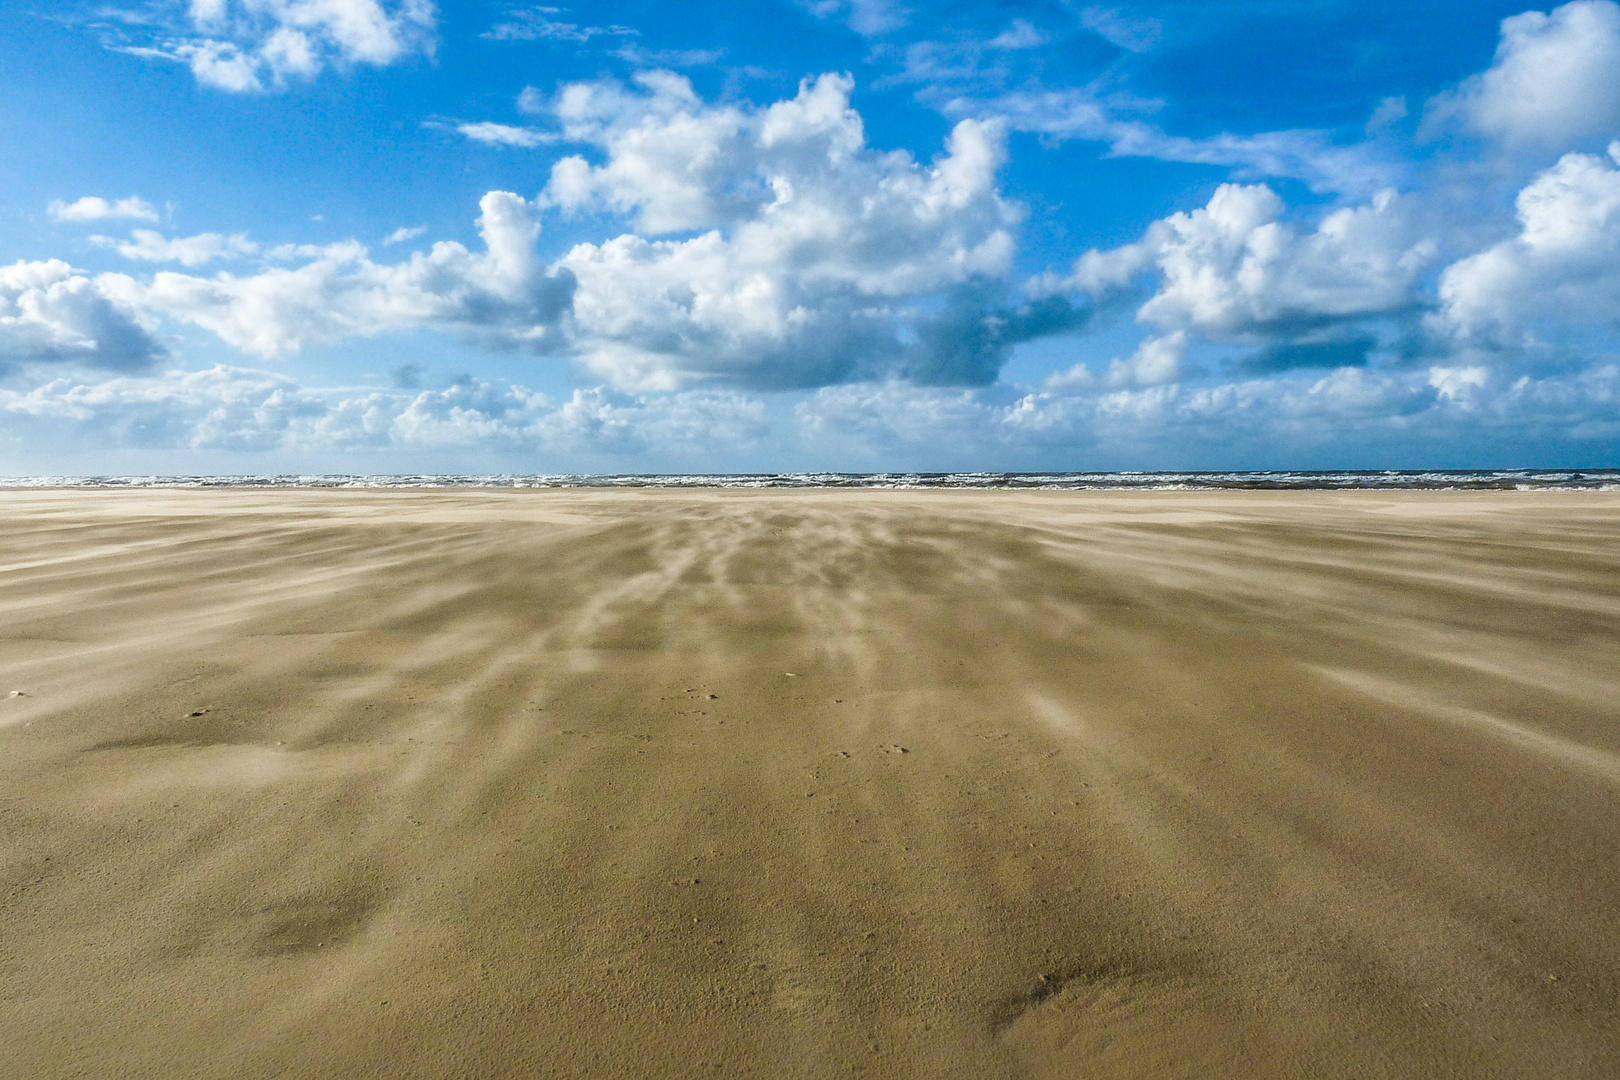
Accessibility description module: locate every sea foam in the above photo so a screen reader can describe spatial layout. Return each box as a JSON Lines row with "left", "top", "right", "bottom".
{"left": 0, "top": 469, "right": 1616, "bottom": 491}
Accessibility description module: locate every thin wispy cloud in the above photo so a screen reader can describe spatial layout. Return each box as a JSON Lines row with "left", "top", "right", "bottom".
{"left": 49, "top": 196, "right": 159, "bottom": 223}
{"left": 1075, "top": 5, "right": 1160, "bottom": 52}
{"left": 384, "top": 225, "right": 428, "bottom": 245}
{"left": 455, "top": 121, "right": 557, "bottom": 147}
{"left": 92, "top": 229, "right": 259, "bottom": 266}
{"left": 484, "top": 7, "right": 636, "bottom": 43}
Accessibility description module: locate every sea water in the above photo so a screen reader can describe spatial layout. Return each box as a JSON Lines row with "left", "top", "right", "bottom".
{"left": 2, "top": 469, "right": 1617, "bottom": 490}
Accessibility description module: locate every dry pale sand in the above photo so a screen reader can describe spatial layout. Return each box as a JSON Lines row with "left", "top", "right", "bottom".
{"left": 2, "top": 488, "right": 1618, "bottom": 1078}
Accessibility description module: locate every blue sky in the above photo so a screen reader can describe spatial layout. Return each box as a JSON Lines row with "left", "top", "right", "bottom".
{"left": 2, "top": 0, "right": 1618, "bottom": 473}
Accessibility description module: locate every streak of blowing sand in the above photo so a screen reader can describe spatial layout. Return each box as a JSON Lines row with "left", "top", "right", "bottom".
{"left": 1, "top": 488, "right": 1617, "bottom": 1078}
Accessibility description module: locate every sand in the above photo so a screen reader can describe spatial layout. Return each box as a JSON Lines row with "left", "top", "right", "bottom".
{"left": 1, "top": 488, "right": 1617, "bottom": 1078}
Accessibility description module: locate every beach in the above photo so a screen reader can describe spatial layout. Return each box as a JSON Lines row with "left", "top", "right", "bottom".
{"left": 2, "top": 487, "right": 1617, "bottom": 1078}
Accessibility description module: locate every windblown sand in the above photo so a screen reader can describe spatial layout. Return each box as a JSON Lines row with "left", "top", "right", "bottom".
{"left": 2, "top": 489, "right": 1618, "bottom": 1078}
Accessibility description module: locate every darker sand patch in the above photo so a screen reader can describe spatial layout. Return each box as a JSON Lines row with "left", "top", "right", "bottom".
{"left": 251, "top": 888, "right": 380, "bottom": 956}
{"left": 996, "top": 965, "right": 1267, "bottom": 1079}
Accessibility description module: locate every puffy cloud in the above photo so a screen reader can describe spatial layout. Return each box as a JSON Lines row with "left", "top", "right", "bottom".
{"left": 541, "top": 70, "right": 760, "bottom": 233}
{"left": 127, "top": 0, "right": 436, "bottom": 92}
{"left": 546, "top": 387, "right": 770, "bottom": 452}
{"left": 1438, "top": 143, "right": 1620, "bottom": 344}
{"left": 18, "top": 75, "right": 1048, "bottom": 394}
{"left": 1121, "top": 331, "right": 1190, "bottom": 384}
{"left": 796, "top": 381, "right": 997, "bottom": 453}
{"left": 48, "top": 196, "right": 158, "bottom": 223}
{"left": 1132, "top": 187, "right": 1429, "bottom": 336}
{"left": 539, "top": 72, "right": 1028, "bottom": 390}
{"left": 150, "top": 38, "right": 263, "bottom": 91}
{"left": 110, "top": 192, "right": 575, "bottom": 357}
{"left": 92, "top": 229, "right": 258, "bottom": 266}
{"left": 1428, "top": 365, "right": 1490, "bottom": 401}
{"left": 0, "top": 260, "right": 166, "bottom": 372}
{"left": 1423, "top": 1, "right": 1620, "bottom": 148}
{"left": 1044, "top": 331, "right": 1187, "bottom": 390}
{"left": 1054, "top": 184, "right": 1434, "bottom": 370}
{"left": 383, "top": 378, "right": 554, "bottom": 448}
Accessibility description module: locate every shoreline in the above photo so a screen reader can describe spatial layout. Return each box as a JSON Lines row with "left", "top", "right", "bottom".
{"left": 1, "top": 466, "right": 1618, "bottom": 493}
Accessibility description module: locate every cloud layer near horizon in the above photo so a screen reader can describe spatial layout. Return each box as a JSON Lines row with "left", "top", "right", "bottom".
{"left": 4, "top": 359, "right": 1613, "bottom": 469}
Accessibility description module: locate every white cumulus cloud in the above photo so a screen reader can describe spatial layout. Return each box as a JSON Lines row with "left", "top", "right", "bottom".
{"left": 127, "top": 0, "right": 437, "bottom": 92}
{"left": 1045, "top": 330, "right": 1187, "bottom": 390}
{"left": 1054, "top": 184, "right": 1434, "bottom": 371}
{"left": 0, "top": 260, "right": 167, "bottom": 372}
{"left": 1438, "top": 142, "right": 1620, "bottom": 345}
{"left": 60, "top": 74, "right": 1066, "bottom": 393}
{"left": 1423, "top": 0, "right": 1620, "bottom": 148}
{"left": 110, "top": 192, "right": 574, "bottom": 357}
{"left": 538, "top": 71, "right": 1031, "bottom": 390}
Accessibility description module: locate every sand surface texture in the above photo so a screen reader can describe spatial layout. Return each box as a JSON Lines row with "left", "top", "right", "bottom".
{"left": 2, "top": 489, "right": 1618, "bottom": 1078}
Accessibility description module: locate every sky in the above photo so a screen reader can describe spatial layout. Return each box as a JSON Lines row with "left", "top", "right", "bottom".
{"left": 2, "top": 0, "right": 1619, "bottom": 474}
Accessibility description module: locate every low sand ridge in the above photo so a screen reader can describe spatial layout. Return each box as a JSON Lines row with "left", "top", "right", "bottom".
{"left": 1, "top": 489, "right": 1618, "bottom": 1077}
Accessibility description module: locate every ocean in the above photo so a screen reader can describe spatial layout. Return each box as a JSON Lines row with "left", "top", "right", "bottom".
{"left": 2, "top": 469, "right": 1617, "bottom": 490}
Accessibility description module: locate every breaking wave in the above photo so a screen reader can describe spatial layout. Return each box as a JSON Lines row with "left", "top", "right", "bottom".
{"left": 2, "top": 470, "right": 1617, "bottom": 490}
